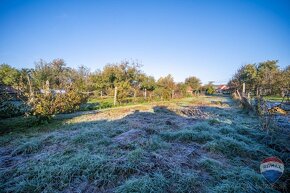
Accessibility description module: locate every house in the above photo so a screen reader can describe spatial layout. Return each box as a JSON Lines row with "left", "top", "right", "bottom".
{"left": 216, "top": 85, "right": 230, "bottom": 94}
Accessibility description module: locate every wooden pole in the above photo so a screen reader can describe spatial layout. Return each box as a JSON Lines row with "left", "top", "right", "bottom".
{"left": 144, "top": 88, "right": 147, "bottom": 99}
{"left": 114, "top": 87, "right": 117, "bottom": 106}
{"left": 27, "top": 75, "right": 34, "bottom": 103}
{"left": 236, "top": 89, "right": 242, "bottom": 100}
{"left": 242, "top": 83, "right": 246, "bottom": 97}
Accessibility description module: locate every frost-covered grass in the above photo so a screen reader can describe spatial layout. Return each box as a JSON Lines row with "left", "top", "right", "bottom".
{"left": 0, "top": 96, "right": 289, "bottom": 192}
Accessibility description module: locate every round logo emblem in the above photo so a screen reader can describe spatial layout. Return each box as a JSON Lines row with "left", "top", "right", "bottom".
{"left": 260, "top": 157, "right": 284, "bottom": 184}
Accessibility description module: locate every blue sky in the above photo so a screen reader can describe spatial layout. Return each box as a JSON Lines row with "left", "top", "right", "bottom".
{"left": 0, "top": 0, "right": 289, "bottom": 84}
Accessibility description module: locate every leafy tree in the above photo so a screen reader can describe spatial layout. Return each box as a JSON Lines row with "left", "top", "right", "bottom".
{"left": 140, "top": 75, "right": 156, "bottom": 91}
{"left": 155, "top": 74, "right": 175, "bottom": 100}
{"left": 184, "top": 76, "right": 201, "bottom": 91}
{"left": 89, "top": 69, "right": 107, "bottom": 95}
{"left": 274, "top": 65, "right": 290, "bottom": 96}
{"left": 256, "top": 60, "right": 279, "bottom": 95}
{"left": 228, "top": 64, "right": 257, "bottom": 93}
{"left": 228, "top": 60, "right": 288, "bottom": 96}
{"left": 0, "top": 64, "right": 20, "bottom": 86}
{"left": 175, "top": 82, "right": 187, "bottom": 98}
{"left": 101, "top": 64, "right": 122, "bottom": 89}
{"left": 116, "top": 81, "right": 133, "bottom": 104}
{"left": 93, "top": 60, "right": 143, "bottom": 97}
{"left": 17, "top": 68, "right": 34, "bottom": 94}
{"left": 71, "top": 65, "right": 91, "bottom": 92}
{"left": 33, "top": 59, "right": 72, "bottom": 89}
{"left": 202, "top": 81, "right": 215, "bottom": 95}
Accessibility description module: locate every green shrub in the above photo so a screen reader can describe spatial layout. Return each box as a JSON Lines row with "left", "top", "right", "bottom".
{"left": 79, "top": 102, "right": 99, "bottom": 111}
{"left": 30, "top": 86, "right": 88, "bottom": 123}
{"left": 206, "top": 86, "right": 215, "bottom": 95}
{"left": 116, "top": 81, "right": 134, "bottom": 104}
{"left": 0, "top": 100, "right": 22, "bottom": 118}
{"left": 154, "top": 87, "right": 172, "bottom": 100}
{"left": 98, "top": 101, "right": 113, "bottom": 109}
{"left": 0, "top": 92, "right": 28, "bottom": 118}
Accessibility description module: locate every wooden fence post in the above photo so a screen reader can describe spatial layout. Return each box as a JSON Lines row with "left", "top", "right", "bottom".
{"left": 236, "top": 89, "right": 242, "bottom": 100}
{"left": 242, "top": 83, "right": 246, "bottom": 97}
{"left": 114, "top": 87, "right": 117, "bottom": 106}
{"left": 144, "top": 88, "right": 147, "bottom": 99}
{"left": 27, "top": 75, "right": 34, "bottom": 103}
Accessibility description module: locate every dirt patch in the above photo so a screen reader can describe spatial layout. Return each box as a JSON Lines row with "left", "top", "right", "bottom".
{"left": 113, "top": 129, "right": 146, "bottom": 146}
{"left": 179, "top": 106, "right": 209, "bottom": 119}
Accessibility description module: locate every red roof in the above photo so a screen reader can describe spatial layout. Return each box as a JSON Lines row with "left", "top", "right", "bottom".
{"left": 217, "top": 85, "right": 229, "bottom": 90}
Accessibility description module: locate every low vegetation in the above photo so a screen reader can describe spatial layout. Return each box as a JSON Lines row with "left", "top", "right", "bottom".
{"left": 0, "top": 96, "right": 289, "bottom": 192}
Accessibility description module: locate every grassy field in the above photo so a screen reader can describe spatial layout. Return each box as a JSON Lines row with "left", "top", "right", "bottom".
{"left": 0, "top": 96, "right": 289, "bottom": 192}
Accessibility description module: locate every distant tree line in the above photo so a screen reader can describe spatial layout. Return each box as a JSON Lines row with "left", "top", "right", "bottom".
{"left": 228, "top": 60, "right": 290, "bottom": 96}
{"left": 0, "top": 59, "right": 207, "bottom": 120}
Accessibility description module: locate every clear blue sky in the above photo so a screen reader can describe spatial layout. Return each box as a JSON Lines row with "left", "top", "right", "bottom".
{"left": 1, "top": 0, "right": 289, "bottom": 84}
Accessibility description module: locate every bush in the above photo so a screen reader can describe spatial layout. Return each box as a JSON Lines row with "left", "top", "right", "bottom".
{"left": 99, "top": 101, "right": 113, "bottom": 109}
{"left": 206, "top": 86, "right": 215, "bottom": 95}
{"left": 31, "top": 92, "right": 56, "bottom": 122}
{"left": 79, "top": 103, "right": 99, "bottom": 111}
{"left": 30, "top": 86, "right": 88, "bottom": 123}
{"left": 0, "top": 100, "right": 22, "bottom": 118}
{"left": 0, "top": 92, "right": 28, "bottom": 118}
{"left": 154, "top": 87, "right": 172, "bottom": 100}
{"left": 116, "top": 81, "right": 134, "bottom": 104}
